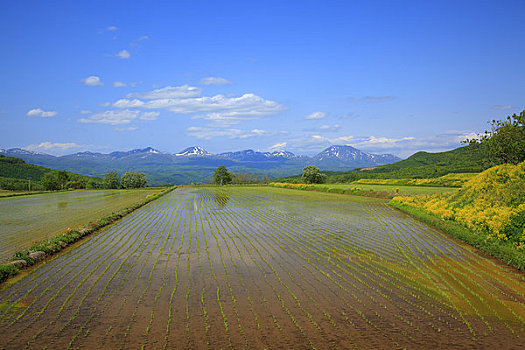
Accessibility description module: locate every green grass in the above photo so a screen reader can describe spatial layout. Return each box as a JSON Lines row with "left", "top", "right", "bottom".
{"left": 322, "top": 183, "right": 459, "bottom": 195}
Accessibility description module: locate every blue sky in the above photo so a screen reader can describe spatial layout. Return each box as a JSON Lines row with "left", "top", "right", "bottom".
{"left": 1, "top": 0, "right": 524, "bottom": 157}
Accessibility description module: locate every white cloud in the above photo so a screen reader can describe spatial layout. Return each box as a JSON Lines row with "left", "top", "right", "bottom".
{"left": 138, "top": 35, "right": 149, "bottom": 41}
{"left": 79, "top": 110, "right": 92, "bottom": 115}
{"left": 115, "top": 126, "right": 138, "bottom": 131}
{"left": 139, "top": 111, "right": 160, "bottom": 121}
{"left": 114, "top": 86, "right": 286, "bottom": 125}
{"left": 81, "top": 76, "right": 103, "bottom": 86}
{"left": 269, "top": 142, "right": 287, "bottom": 151}
{"left": 305, "top": 112, "right": 326, "bottom": 120}
{"left": 117, "top": 50, "right": 130, "bottom": 59}
{"left": 200, "top": 77, "right": 232, "bottom": 85}
{"left": 99, "top": 102, "right": 111, "bottom": 107}
{"left": 187, "top": 127, "right": 273, "bottom": 140}
{"left": 349, "top": 96, "right": 396, "bottom": 103}
{"left": 25, "top": 142, "right": 106, "bottom": 156}
{"left": 491, "top": 105, "right": 514, "bottom": 110}
{"left": 361, "top": 136, "right": 415, "bottom": 145}
{"left": 113, "top": 99, "right": 145, "bottom": 108}
{"left": 26, "top": 108, "right": 57, "bottom": 117}
{"left": 107, "top": 26, "right": 118, "bottom": 31}
{"left": 127, "top": 85, "right": 201, "bottom": 99}
{"left": 113, "top": 81, "right": 127, "bottom": 88}
{"left": 319, "top": 124, "right": 341, "bottom": 131}
{"left": 78, "top": 110, "right": 139, "bottom": 125}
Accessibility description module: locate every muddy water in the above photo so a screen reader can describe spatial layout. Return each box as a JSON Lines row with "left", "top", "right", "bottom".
{"left": 0, "top": 187, "right": 524, "bottom": 349}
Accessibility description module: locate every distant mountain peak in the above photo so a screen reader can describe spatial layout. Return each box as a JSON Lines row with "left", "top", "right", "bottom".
{"left": 314, "top": 145, "right": 400, "bottom": 165}
{"left": 5, "top": 148, "right": 51, "bottom": 156}
{"left": 264, "top": 150, "right": 296, "bottom": 159}
{"left": 175, "top": 146, "right": 210, "bottom": 156}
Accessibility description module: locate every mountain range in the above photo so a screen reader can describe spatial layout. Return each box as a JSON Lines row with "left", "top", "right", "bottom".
{"left": 0, "top": 145, "right": 401, "bottom": 185}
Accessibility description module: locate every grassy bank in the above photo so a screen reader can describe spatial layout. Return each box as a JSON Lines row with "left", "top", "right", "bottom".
{"left": 0, "top": 186, "right": 176, "bottom": 284}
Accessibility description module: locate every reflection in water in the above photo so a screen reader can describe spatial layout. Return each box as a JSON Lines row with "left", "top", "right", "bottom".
{"left": 214, "top": 190, "right": 230, "bottom": 208}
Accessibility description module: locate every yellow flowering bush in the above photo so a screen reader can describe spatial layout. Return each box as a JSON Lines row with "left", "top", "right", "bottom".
{"left": 392, "top": 162, "right": 525, "bottom": 244}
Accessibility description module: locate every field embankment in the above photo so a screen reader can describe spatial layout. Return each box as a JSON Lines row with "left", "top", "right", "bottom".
{"left": 391, "top": 161, "right": 525, "bottom": 270}
{"left": 269, "top": 181, "right": 457, "bottom": 198}
{"left": 0, "top": 187, "right": 174, "bottom": 283}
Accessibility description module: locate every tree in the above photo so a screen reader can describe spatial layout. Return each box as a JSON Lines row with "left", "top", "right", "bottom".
{"left": 41, "top": 172, "right": 60, "bottom": 191}
{"left": 302, "top": 165, "right": 327, "bottom": 184}
{"left": 103, "top": 171, "right": 120, "bottom": 189}
{"left": 465, "top": 110, "right": 525, "bottom": 166}
{"left": 57, "top": 171, "right": 69, "bottom": 190}
{"left": 213, "top": 166, "right": 232, "bottom": 185}
{"left": 120, "top": 172, "right": 147, "bottom": 188}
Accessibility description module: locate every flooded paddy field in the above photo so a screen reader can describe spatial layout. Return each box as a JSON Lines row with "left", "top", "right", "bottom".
{"left": 0, "top": 187, "right": 524, "bottom": 349}
{"left": 0, "top": 189, "right": 161, "bottom": 261}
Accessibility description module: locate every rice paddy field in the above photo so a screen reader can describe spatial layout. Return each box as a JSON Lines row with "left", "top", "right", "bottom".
{"left": 0, "top": 189, "right": 161, "bottom": 261}
{"left": 1, "top": 186, "right": 524, "bottom": 349}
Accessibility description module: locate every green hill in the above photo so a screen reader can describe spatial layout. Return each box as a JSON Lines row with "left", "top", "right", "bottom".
{"left": 274, "top": 146, "right": 488, "bottom": 183}
{"left": 0, "top": 155, "right": 103, "bottom": 190}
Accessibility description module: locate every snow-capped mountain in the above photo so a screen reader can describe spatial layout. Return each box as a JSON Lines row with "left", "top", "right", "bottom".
{"left": 109, "top": 147, "right": 165, "bottom": 159}
{"left": 314, "top": 145, "right": 400, "bottom": 165}
{"left": 175, "top": 146, "right": 211, "bottom": 156}
{"left": 263, "top": 150, "right": 296, "bottom": 159}
{"left": 2, "top": 148, "right": 51, "bottom": 156}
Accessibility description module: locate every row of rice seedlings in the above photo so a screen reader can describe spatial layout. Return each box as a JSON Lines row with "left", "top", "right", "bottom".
{"left": 71, "top": 193, "right": 184, "bottom": 349}
{"left": 119, "top": 193, "right": 181, "bottom": 348}
{"left": 201, "top": 190, "right": 304, "bottom": 346}
{"left": 395, "top": 213, "right": 525, "bottom": 331}
{"left": 237, "top": 187, "right": 442, "bottom": 344}
{"left": 244, "top": 202, "right": 402, "bottom": 345}
{"left": 142, "top": 195, "right": 185, "bottom": 337}
{"left": 231, "top": 189, "right": 428, "bottom": 344}
{"left": 201, "top": 193, "right": 262, "bottom": 333}
{"left": 276, "top": 191, "right": 476, "bottom": 342}
{"left": 208, "top": 191, "right": 323, "bottom": 348}
{"left": 374, "top": 210, "right": 477, "bottom": 336}
{"left": 199, "top": 190, "right": 276, "bottom": 347}
{"left": 162, "top": 194, "right": 192, "bottom": 350}
{"left": 50, "top": 196, "right": 176, "bottom": 348}
{"left": 0, "top": 198, "right": 171, "bottom": 347}
{"left": 202, "top": 196, "right": 245, "bottom": 348}
{"left": 98, "top": 198, "right": 183, "bottom": 348}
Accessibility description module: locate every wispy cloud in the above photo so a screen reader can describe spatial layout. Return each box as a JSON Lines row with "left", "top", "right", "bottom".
{"left": 305, "top": 111, "right": 326, "bottom": 120}
{"left": 81, "top": 76, "right": 103, "bottom": 86}
{"left": 491, "top": 105, "right": 514, "bottom": 110}
{"left": 269, "top": 142, "right": 287, "bottom": 151}
{"left": 79, "top": 110, "right": 92, "bottom": 115}
{"left": 26, "top": 108, "right": 57, "bottom": 117}
{"left": 113, "top": 81, "right": 127, "bottom": 88}
{"left": 115, "top": 126, "right": 138, "bottom": 131}
{"left": 187, "top": 127, "right": 272, "bottom": 140}
{"left": 349, "top": 96, "right": 396, "bottom": 103}
{"left": 200, "top": 77, "right": 232, "bottom": 85}
{"left": 126, "top": 85, "right": 201, "bottom": 99}
{"left": 117, "top": 50, "right": 130, "bottom": 59}
{"left": 79, "top": 110, "right": 140, "bottom": 125}
{"left": 107, "top": 26, "right": 118, "bottom": 31}
{"left": 319, "top": 124, "right": 341, "bottom": 131}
